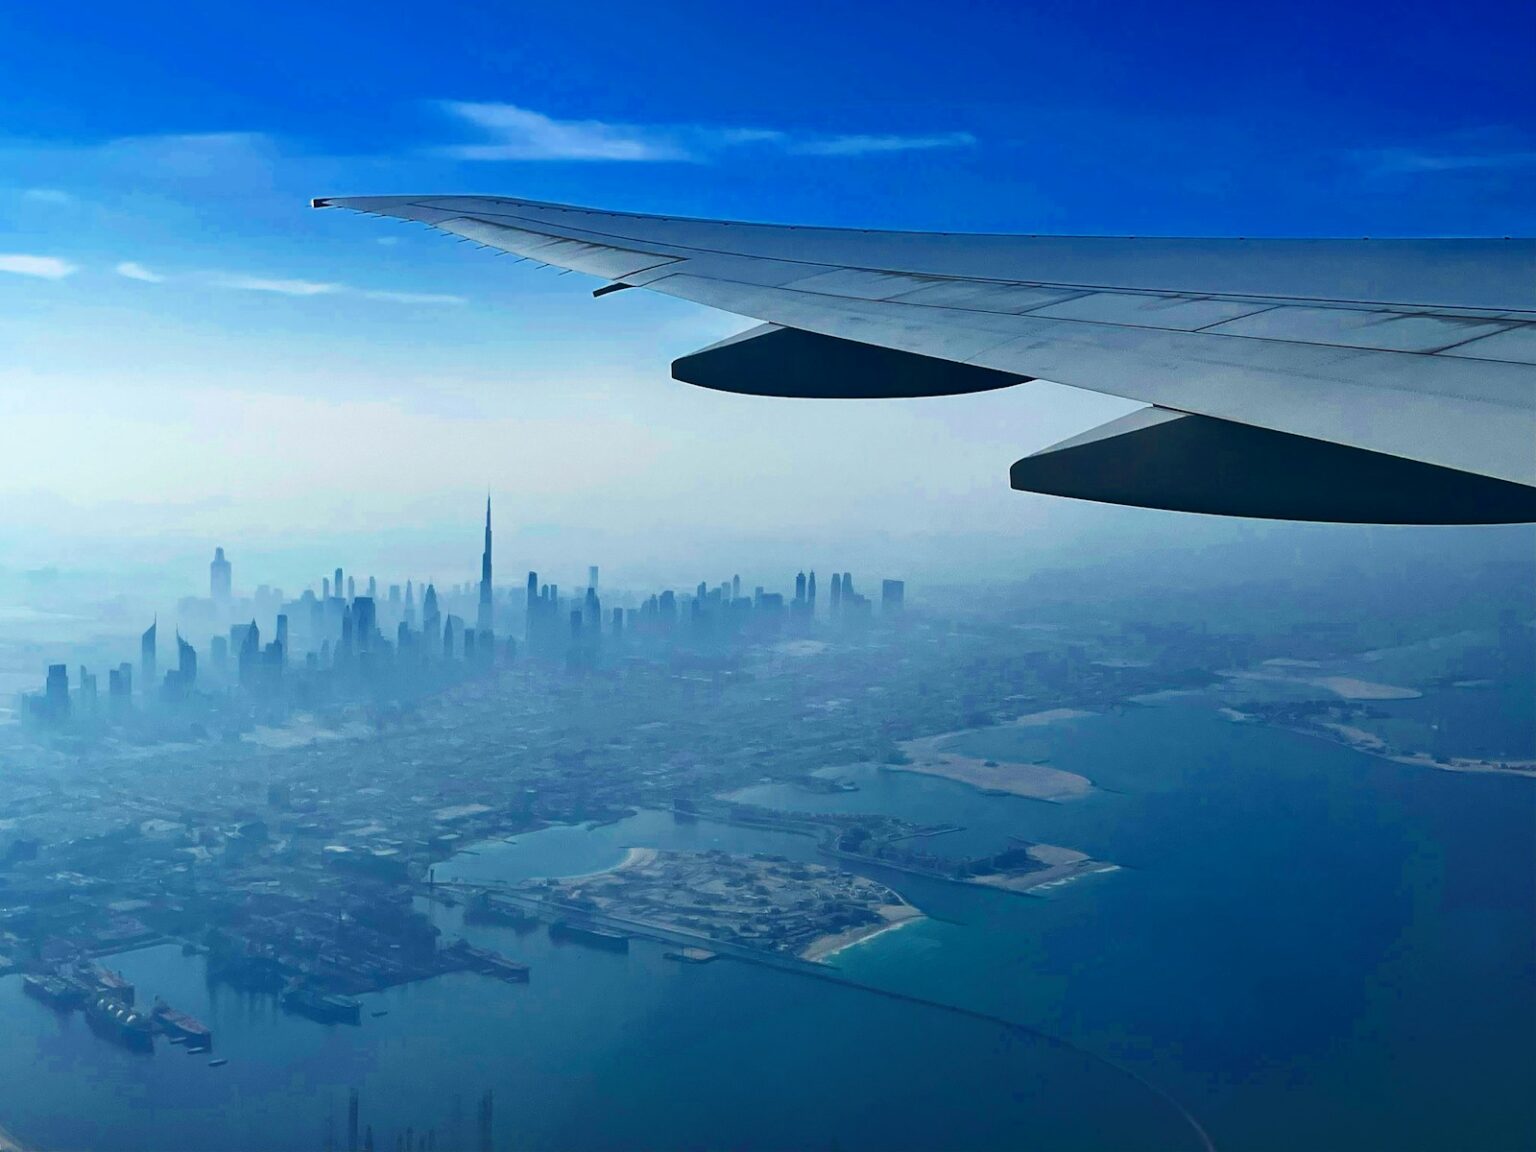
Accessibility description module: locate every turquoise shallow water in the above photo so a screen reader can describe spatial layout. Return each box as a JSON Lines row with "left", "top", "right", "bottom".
{"left": 1, "top": 697, "right": 1531, "bottom": 1151}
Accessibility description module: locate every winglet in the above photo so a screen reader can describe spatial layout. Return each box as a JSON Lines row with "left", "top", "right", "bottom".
{"left": 310, "top": 198, "right": 333, "bottom": 209}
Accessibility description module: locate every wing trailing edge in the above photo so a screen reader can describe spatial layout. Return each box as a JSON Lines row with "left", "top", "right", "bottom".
{"left": 1012, "top": 408, "right": 1536, "bottom": 524}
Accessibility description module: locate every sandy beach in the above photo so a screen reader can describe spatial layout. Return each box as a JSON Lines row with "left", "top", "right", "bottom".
{"left": 800, "top": 901, "right": 924, "bottom": 963}
{"left": 557, "top": 846, "right": 658, "bottom": 882}
{"left": 890, "top": 729, "right": 1093, "bottom": 801}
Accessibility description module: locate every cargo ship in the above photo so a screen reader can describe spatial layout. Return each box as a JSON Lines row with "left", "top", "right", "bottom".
{"left": 84, "top": 994, "right": 154, "bottom": 1051}
{"left": 280, "top": 985, "right": 362, "bottom": 1025}
{"left": 152, "top": 998, "right": 213, "bottom": 1050}
{"left": 463, "top": 891, "right": 540, "bottom": 931}
{"left": 76, "top": 962, "right": 135, "bottom": 1005}
{"left": 22, "top": 974, "right": 84, "bottom": 1010}
{"left": 446, "top": 939, "right": 531, "bottom": 982}
{"left": 549, "top": 920, "right": 630, "bottom": 952}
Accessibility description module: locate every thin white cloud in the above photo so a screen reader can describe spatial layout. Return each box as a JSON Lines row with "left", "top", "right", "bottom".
{"left": 211, "top": 272, "right": 463, "bottom": 304}
{"left": 791, "top": 132, "right": 977, "bottom": 156}
{"left": 361, "top": 289, "right": 466, "bottom": 305}
{"left": 116, "top": 261, "right": 165, "bottom": 283}
{"left": 1360, "top": 147, "right": 1536, "bottom": 174}
{"left": 216, "top": 275, "right": 341, "bottom": 297}
{"left": 0, "top": 254, "right": 77, "bottom": 280}
{"left": 441, "top": 103, "right": 691, "bottom": 161}
{"left": 1350, "top": 132, "right": 1536, "bottom": 177}
{"left": 438, "top": 102, "right": 975, "bottom": 163}
{"left": 23, "top": 187, "right": 76, "bottom": 205}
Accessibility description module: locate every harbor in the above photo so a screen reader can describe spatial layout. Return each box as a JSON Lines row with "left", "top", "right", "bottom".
{"left": 21, "top": 962, "right": 214, "bottom": 1056}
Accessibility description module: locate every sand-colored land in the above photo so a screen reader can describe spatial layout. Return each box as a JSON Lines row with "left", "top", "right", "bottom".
{"left": 1310, "top": 677, "right": 1421, "bottom": 701}
{"left": 800, "top": 901, "right": 923, "bottom": 962}
{"left": 1315, "top": 722, "right": 1536, "bottom": 778}
{"left": 970, "top": 844, "right": 1111, "bottom": 893}
{"left": 243, "top": 716, "right": 374, "bottom": 749}
{"left": 1224, "top": 669, "right": 1423, "bottom": 702}
{"left": 1009, "top": 708, "right": 1095, "bottom": 727}
{"left": 557, "top": 846, "right": 658, "bottom": 882}
{"left": 0, "top": 1120, "right": 30, "bottom": 1152}
{"left": 891, "top": 731, "right": 1092, "bottom": 800}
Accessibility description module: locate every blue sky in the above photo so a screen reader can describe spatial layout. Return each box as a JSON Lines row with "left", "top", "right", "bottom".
{"left": 1, "top": 0, "right": 1533, "bottom": 588}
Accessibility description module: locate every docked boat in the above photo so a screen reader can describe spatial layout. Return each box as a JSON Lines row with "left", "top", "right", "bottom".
{"left": 446, "top": 939, "right": 531, "bottom": 982}
{"left": 22, "top": 974, "right": 84, "bottom": 1010}
{"left": 84, "top": 994, "right": 154, "bottom": 1051}
{"left": 549, "top": 920, "right": 630, "bottom": 952}
{"left": 76, "top": 962, "right": 135, "bottom": 1005}
{"left": 152, "top": 998, "right": 213, "bottom": 1050}
{"left": 280, "top": 985, "right": 362, "bottom": 1025}
{"left": 464, "top": 891, "right": 540, "bottom": 930}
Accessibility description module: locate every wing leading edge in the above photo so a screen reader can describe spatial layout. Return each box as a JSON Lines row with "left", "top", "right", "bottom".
{"left": 312, "top": 194, "right": 1536, "bottom": 524}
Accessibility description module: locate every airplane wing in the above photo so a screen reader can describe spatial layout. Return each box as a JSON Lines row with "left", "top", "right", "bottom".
{"left": 312, "top": 194, "right": 1536, "bottom": 524}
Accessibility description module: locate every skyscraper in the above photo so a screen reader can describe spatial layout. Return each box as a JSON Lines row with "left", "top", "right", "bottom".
{"left": 478, "top": 495, "right": 494, "bottom": 637}
{"left": 334, "top": 568, "right": 344, "bottom": 600}
{"left": 45, "top": 664, "right": 69, "bottom": 720}
{"left": 210, "top": 547, "right": 232, "bottom": 607}
{"left": 588, "top": 565, "right": 599, "bottom": 592}
{"left": 807, "top": 570, "right": 817, "bottom": 607}
{"left": 177, "top": 631, "right": 197, "bottom": 687}
{"left": 422, "top": 584, "right": 441, "bottom": 655}
{"left": 140, "top": 618, "right": 157, "bottom": 693}
{"left": 238, "top": 620, "right": 260, "bottom": 687}
{"left": 882, "top": 579, "right": 905, "bottom": 612}
{"left": 351, "top": 598, "right": 375, "bottom": 652}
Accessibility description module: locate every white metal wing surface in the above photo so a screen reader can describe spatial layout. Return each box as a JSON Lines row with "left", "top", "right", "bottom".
{"left": 312, "top": 194, "right": 1536, "bottom": 524}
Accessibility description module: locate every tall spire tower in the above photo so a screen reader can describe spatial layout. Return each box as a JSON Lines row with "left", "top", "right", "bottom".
{"left": 477, "top": 493, "right": 494, "bottom": 636}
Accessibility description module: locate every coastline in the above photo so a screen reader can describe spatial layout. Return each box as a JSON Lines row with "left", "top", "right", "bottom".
{"left": 0, "top": 1119, "right": 30, "bottom": 1152}
{"left": 800, "top": 903, "right": 924, "bottom": 963}
{"left": 556, "top": 846, "right": 658, "bottom": 882}
{"left": 1264, "top": 718, "right": 1536, "bottom": 780}
{"left": 971, "top": 844, "right": 1115, "bottom": 894}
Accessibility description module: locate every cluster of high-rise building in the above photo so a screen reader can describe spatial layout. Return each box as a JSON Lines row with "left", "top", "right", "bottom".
{"left": 23, "top": 497, "right": 906, "bottom": 725}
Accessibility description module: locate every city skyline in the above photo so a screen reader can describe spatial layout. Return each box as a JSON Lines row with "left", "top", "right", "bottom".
{"left": 18, "top": 493, "right": 910, "bottom": 724}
